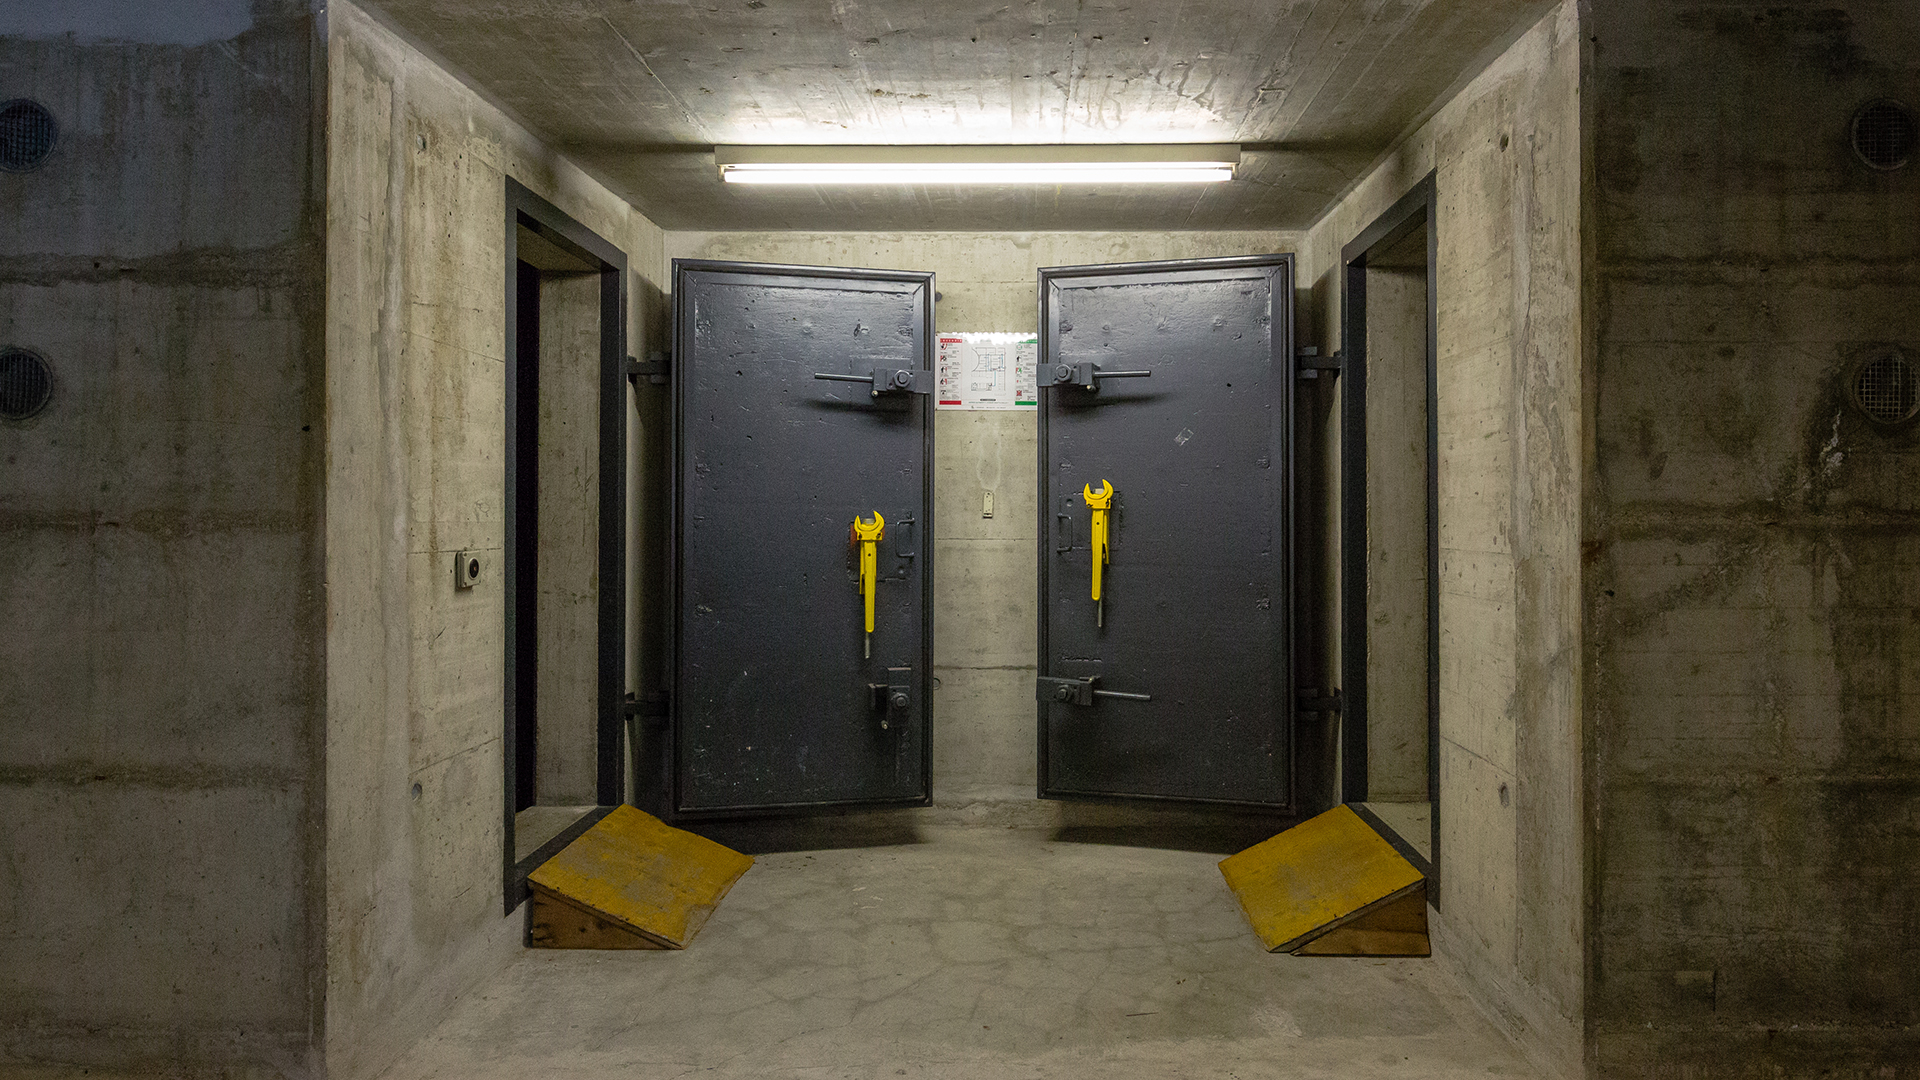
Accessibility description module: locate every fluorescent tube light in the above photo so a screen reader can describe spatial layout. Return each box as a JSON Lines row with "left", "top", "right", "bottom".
{"left": 714, "top": 144, "right": 1238, "bottom": 185}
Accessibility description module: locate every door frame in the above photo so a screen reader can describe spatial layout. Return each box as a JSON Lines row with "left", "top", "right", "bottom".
{"left": 666, "top": 259, "right": 937, "bottom": 818}
{"left": 1034, "top": 253, "right": 1298, "bottom": 809}
{"left": 1338, "top": 172, "right": 1440, "bottom": 889}
{"left": 500, "top": 178, "right": 628, "bottom": 912}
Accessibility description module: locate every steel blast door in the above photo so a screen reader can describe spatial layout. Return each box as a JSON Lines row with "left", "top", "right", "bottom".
{"left": 1037, "top": 255, "right": 1294, "bottom": 807}
{"left": 673, "top": 261, "right": 934, "bottom": 814}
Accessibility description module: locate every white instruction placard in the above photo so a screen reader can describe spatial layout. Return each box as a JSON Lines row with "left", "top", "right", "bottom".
{"left": 936, "top": 332, "right": 1039, "bottom": 411}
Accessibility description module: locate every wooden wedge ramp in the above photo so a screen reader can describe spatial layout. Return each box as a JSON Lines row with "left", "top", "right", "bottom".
{"left": 527, "top": 806, "right": 753, "bottom": 950}
{"left": 1218, "top": 805, "right": 1429, "bottom": 956}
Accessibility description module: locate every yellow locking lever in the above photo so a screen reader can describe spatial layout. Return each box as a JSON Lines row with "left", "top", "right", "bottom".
{"left": 1083, "top": 480, "right": 1113, "bottom": 627}
{"left": 853, "top": 511, "right": 886, "bottom": 658}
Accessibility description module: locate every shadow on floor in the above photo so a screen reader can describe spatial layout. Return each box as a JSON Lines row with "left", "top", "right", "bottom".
{"left": 682, "top": 812, "right": 927, "bottom": 854}
{"left": 676, "top": 800, "right": 1301, "bottom": 856}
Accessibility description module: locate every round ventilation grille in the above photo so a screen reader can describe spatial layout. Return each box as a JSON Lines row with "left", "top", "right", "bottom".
{"left": 0, "top": 348, "right": 53, "bottom": 420}
{"left": 0, "top": 99, "right": 58, "bottom": 172}
{"left": 1852, "top": 99, "right": 1916, "bottom": 171}
{"left": 1852, "top": 350, "right": 1918, "bottom": 425}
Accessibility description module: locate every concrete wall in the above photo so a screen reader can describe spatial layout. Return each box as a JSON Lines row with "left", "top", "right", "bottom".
{"left": 533, "top": 271, "right": 603, "bottom": 807}
{"left": 0, "top": 3, "right": 328, "bottom": 1076}
{"left": 662, "top": 232, "right": 1297, "bottom": 810}
{"left": 1301, "top": 2, "right": 1586, "bottom": 1075}
{"left": 324, "top": 4, "right": 664, "bottom": 1077}
{"left": 1584, "top": 2, "right": 1920, "bottom": 1075}
{"left": 1364, "top": 264, "right": 1434, "bottom": 801}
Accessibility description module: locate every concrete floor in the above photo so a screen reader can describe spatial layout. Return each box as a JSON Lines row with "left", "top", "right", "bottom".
{"left": 380, "top": 823, "right": 1535, "bottom": 1079}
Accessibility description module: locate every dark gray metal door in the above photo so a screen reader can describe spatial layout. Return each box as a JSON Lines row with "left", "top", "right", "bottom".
{"left": 672, "top": 261, "right": 934, "bottom": 814}
{"left": 1037, "top": 255, "right": 1294, "bottom": 807}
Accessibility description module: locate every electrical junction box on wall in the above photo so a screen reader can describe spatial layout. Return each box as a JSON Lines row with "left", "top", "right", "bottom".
{"left": 455, "top": 550, "right": 481, "bottom": 589}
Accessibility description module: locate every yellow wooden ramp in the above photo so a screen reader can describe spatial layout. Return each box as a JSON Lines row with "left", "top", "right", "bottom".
{"left": 527, "top": 806, "right": 753, "bottom": 950}
{"left": 1218, "top": 804, "right": 1428, "bottom": 956}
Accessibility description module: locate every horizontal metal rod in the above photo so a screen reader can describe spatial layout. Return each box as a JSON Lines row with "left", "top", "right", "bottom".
{"left": 1092, "top": 689, "right": 1153, "bottom": 701}
{"left": 1093, "top": 370, "right": 1151, "bottom": 379}
{"left": 813, "top": 372, "right": 875, "bottom": 383}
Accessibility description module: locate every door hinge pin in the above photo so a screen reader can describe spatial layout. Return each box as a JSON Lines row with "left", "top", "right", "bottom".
{"left": 1296, "top": 347, "right": 1344, "bottom": 379}
{"left": 626, "top": 351, "right": 670, "bottom": 386}
{"left": 622, "top": 690, "right": 672, "bottom": 720}
{"left": 1296, "top": 688, "right": 1343, "bottom": 713}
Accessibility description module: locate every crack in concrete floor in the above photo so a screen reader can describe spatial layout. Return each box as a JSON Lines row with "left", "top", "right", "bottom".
{"left": 379, "top": 826, "right": 1535, "bottom": 1079}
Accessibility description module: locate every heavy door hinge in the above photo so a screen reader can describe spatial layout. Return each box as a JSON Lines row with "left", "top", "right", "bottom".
{"left": 1296, "top": 347, "right": 1343, "bottom": 380}
{"left": 622, "top": 690, "right": 671, "bottom": 720}
{"left": 1296, "top": 688, "right": 1343, "bottom": 713}
{"left": 1036, "top": 675, "right": 1153, "bottom": 706}
{"left": 626, "top": 351, "right": 670, "bottom": 387}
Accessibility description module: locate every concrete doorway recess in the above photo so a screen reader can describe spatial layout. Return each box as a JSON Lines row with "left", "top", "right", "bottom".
{"left": 1338, "top": 173, "right": 1440, "bottom": 894}
{"left": 502, "top": 178, "right": 630, "bottom": 912}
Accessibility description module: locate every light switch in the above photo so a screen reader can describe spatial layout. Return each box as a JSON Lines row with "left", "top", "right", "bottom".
{"left": 982, "top": 490, "right": 995, "bottom": 518}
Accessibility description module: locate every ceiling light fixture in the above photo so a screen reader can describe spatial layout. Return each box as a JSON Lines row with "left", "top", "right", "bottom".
{"left": 715, "top": 144, "right": 1239, "bottom": 185}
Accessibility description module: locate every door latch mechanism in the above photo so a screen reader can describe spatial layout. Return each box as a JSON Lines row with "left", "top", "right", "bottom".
{"left": 1084, "top": 480, "right": 1113, "bottom": 627}
{"left": 870, "top": 668, "right": 912, "bottom": 730}
{"left": 1040, "top": 362, "right": 1152, "bottom": 392}
{"left": 1035, "top": 675, "right": 1152, "bottom": 706}
{"left": 814, "top": 368, "right": 932, "bottom": 395}
{"left": 852, "top": 511, "right": 886, "bottom": 658}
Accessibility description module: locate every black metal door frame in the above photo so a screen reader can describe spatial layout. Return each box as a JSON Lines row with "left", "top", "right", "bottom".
{"left": 667, "top": 259, "right": 936, "bottom": 817}
{"left": 1339, "top": 171, "right": 1440, "bottom": 892}
{"left": 501, "top": 178, "right": 627, "bottom": 912}
{"left": 1035, "top": 253, "right": 1297, "bottom": 809}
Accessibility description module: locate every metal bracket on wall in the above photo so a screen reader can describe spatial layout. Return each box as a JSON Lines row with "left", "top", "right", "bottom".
{"left": 626, "top": 351, "right": 670, "bottom": 388}
{"left": 1296, "top": 347, "right": 1344, "bottom": 380}
{"left": 1036, "top": 675, "right": 1153, "bottom": 706}
{"left": 1296, "top": 688, "right": 1343, "bottom": 714}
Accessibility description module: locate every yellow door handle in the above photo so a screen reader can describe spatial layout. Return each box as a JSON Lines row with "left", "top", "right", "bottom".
{"left": 1083, "top": 481, "right": 1113, "bottom": 626}
{"left": 852, "top": 511, "right": 886, "bottom": 657}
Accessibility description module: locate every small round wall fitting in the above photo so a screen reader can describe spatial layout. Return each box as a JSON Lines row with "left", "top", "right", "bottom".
{"left": 1850, "top": 348, "right": 1918, "bottom": 426}
{"left": 1852, "top": 99, "right": 1916, "bottom": 171}
{"left": 0, "top": 99, "right": 58, "bottom": 172}
{"left": 0, "top": 347, "right": 54, "bottom": 420}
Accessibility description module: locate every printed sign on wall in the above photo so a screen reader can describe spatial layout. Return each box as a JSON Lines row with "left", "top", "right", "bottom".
{"left": 936, "top": 332, "right": 1038, "bottom": 410}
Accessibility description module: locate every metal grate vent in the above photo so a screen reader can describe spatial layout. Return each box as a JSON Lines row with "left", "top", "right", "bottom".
{"left": 1852, "top": 350, "right": 1918, "bottom": 425}
{"left": 0, "top": 347, "right": 53, "bottom": 420}
{"left": 1852, "top": 99, "right": 1916, "bottom": 171}
{"left": 0, "top": 99, "right": 58, "bottom": 172}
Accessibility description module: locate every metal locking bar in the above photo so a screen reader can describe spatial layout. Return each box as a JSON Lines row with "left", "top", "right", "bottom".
{"left": 1035, "top": 675, "right": 1152, "bottom": 706}
{"left": 1039, "top": 361, "right": 1152, "bottom": 392}
{"left": 813, "top": 368, "right": 932, "bottom": 395}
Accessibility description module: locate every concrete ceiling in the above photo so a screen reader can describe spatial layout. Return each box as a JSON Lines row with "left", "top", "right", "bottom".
{"left": 366, "top": 0, "right": 1552, "bottom": 231}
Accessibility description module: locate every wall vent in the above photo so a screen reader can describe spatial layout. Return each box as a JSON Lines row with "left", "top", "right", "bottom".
{"left": 0, "top": 99, "right": 58, "bottom": 172}
{"left": 1852, "top": 99, "right": 1915, "bottom": 171}
{"left": 1851, "top": 349, "right": 1918, "bottom": 426}
{"left": 0, "top": 348, "right": 53, "bottom": 420}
